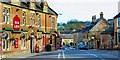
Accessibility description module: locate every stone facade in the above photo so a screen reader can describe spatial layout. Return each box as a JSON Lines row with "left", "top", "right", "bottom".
{"left": 0, "top": 0, "right": 58, "bottom": 57}
{"left": 114, "top": 13, "right": 120, "bottom": 49}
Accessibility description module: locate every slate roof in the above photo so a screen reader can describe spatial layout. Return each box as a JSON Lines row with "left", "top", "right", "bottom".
{"left": 1, "top": 0, "right": 58, "bottom": 15}
{"left": 60, "top": 34, "right": 73, "bottom": 39}
{"left": 83, "top": 24, "right": 94, "bottom": 33}
{"left": 36, "top": 2, "right": 42, "bottom": 12}
{"left": 100, "top": 25, "right": 114, "bottom": 35}
{"left": 48, "top": 6, "right": 58, "bottom": 15}
{"left": 72, "top": 28, "right": 86, "bottom": 33}
{"left": 114, "top": 13, "right": 120, "bottom": 18}
{"left": 60, "top": 30, "right": 71, "bottom": 34}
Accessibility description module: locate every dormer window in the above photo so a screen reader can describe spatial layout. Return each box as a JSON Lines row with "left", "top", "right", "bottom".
{"left": 43, "top": 2, "right": 48, "bottom": 12}
{"left": 30, "top": 0, "right": 36, "bottom": 9}
{"left": 11, "top": 0, "right": 20, "bottom": 6}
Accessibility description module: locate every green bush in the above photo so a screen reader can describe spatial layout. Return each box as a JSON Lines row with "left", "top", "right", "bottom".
{"left": 45, "top": 44, "right": 51, "bottom": 51}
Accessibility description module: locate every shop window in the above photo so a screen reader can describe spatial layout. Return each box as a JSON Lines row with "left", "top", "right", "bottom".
{"left": 3, "top": 7, "right": 10, "bottom": 24}
{"left": 21, "top": 33, "right": 26, "bottom": 49}
{"left": 22, "top": 11, "right": 26, "bottom": 25}
{"left": 30, "top": 13, "right": 35, "bottom": 26}
{"left": 2, "top": 32, "right": 11, "bottom": 51}
{"left": 38, "top": 14, "right": 41, "bottom": 27}
{"left": 51, "top": 17, "right": 55, "bottom": 29}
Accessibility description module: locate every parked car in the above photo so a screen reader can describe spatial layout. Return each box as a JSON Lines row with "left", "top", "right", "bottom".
{"left": 78, "top": 44, "right": 88, "bottom": 50}
{"left": 61, "top": 46, "right": 70, "bottom": 50}
{"left": 69, "top": 46, "right": 75, "bottom": 50}
{"left": 57, "top": 46, "right": 62, "bottom": 49}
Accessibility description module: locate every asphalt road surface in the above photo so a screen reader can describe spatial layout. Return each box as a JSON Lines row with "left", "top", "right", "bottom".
{"left": 2, "top": 50, "right": 120, "bottom": 60}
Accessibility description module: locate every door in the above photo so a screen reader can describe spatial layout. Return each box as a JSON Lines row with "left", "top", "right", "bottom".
{"left": 30, "top": 33, "right": 34, "bottom": 53}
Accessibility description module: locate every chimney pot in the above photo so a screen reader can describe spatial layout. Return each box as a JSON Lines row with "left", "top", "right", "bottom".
{"left": 92, "top": 15, "right": 96, "bottom": 23}
{"left": 100, "top": 12, "right": 103, "bottom": 19}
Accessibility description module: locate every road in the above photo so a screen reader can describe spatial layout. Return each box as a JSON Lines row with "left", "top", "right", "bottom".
{"left": 28, "top": 49, "right": 119, "bottom": 60}
{"left": 2, "top": 50, "right": 120, "bottom": 60}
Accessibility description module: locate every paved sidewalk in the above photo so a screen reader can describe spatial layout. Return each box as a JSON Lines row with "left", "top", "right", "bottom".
{"left": 2, "top": 50, "right": 61, "bottom": 58}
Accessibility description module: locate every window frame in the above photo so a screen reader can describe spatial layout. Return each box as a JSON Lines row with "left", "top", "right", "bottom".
{"left": 3, "top": 7, "right": 10, "bottom": 24}
{"left": 117, "top": 17, "right": 120, "bottom": 27}
{"left": 38, "top": 14, "right": 41, "bottom": 27}
{"left": 2, "top": 32, "right": 11, "bottom": 51}
{"left": 30, "top": 13, "right": 35, "bottom": 26}
{"left": 118, "top": 33, "right": 120, "bottom": 43}
{"left": 51, "top": 17, "right": 55, "bottom": 29}
{"left": 22, "top": 11, "right": 26, "bottom": 25}
{"left": 21, "top": 33, "right": 27, "bottom": 49}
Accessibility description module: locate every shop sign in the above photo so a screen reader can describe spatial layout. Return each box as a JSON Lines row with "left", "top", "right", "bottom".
{"left": 13, "top": 15, "right": 20, "bottom": 30}
{"left": 15, "top": 38, "right": 18, "bottom": 48}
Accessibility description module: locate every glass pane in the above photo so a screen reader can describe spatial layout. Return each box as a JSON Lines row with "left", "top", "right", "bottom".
{"left": 3, "top": 40, "right": 5, "bottom": 49}
{"left": 38, "top": 15, "right": 41, "bottom": 27}
{"left": 6, "top": 40, "right": 8, "bottom": 49}
{"left": 3, "top": 7, "right": 7, "bottom": 14}
{"left": 22, "top": 11, "right": 26, "bottom": 16}
{"left": 24, "top": 18, "right": 26, "bottom": 25}
{"left": 4, "top": 15, "right": 7, "bottom": 23}
{"left": 7, "top": 8, "right": 10, "bottom": 14}
{"left": 7, "top": 15, "right": 10, "bottom": 23}
{"left": 22, "top": 17, "right": 26, "bottom": 25}
{"left": 24, "top": 40, "right": 25, "bottom": 47}
{"left": 119, "top": 33, "right": 120, "bottom": 43}
{"left": 118, "top": 18, "right": 120, "bottom": 26}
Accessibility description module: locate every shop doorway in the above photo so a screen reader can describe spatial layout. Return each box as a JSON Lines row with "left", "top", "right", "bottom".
{"left": 30, "top": 33, "right": 34, "bottom": 53}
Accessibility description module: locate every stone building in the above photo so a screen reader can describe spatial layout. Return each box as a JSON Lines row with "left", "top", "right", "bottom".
{"left": 0, "top": 0, "right": 58, "bottom": 57}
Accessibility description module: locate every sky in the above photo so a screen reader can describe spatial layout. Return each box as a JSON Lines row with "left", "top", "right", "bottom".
{"left": 47, "top": 0, "right": 120, "bottom": 23}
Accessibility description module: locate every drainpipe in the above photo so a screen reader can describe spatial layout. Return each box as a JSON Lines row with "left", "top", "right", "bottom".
{"left": 45, "top": 14, "right": 47, "bottom": 47}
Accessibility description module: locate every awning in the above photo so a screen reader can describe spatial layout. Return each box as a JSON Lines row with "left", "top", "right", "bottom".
{"left": 37, "top": 30, "right": 44, "bottom": 33}
{"left": 12, "top": 30, "right": 22, "bottom": 33}
{"left": 0, "top": 30, "right": 5, "bottom": 33}
{"left": 43, "top": 32, "right": 50, "bottom": 34}
{"left": 21, "top": 29, "right": 28, "bottom": 32}
{"left": 4, "top": 28, "right": 13, "bottom": 31}
{"left": 50, "top": 30, "right": 58, "bottom": 33}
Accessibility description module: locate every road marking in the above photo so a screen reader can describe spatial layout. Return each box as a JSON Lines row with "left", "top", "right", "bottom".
{"left": 86, "top": 52, "right": 90, "bottom": 54}
{"left": 58, "top": 53, "right": 61, "bottom": 58}
{"left": 62, "top": 51, "right": 65, "bottom": 58}
{"left": 90, "top": 54, "right": 98, "bottom": 57}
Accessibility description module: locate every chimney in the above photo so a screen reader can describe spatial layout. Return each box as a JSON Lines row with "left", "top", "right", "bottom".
{"left": 41, "top": 0, "right": 46, "bottom": 2}
{"left": 92, "top": 15, "right": 96, "bottom": 23}
{"left": 118, "top": 1, "right": 120, "bottom": 13}
{"left": 100, "top": 12, "right": 103, "bottom": 19}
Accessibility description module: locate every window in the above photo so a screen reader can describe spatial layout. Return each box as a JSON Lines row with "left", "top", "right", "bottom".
{"left": 38, "top": 14, "right": 41, "bottom": 27}
{"left": 22, "top": 11, "right": 26, "bottom": 25}
{"left": 21, "top": 33, "right": 26, "bottom": 49}
{"left": 118, "top": 33, "right": 120, "bottom": 43}
{"left": 51, "top": 17, "right": 55, "bottom": 29}
{"left": 117, "top": 17, "right": 120, "bottom": 27}
{"left": 3, "top": 7, "right": 10, "bottom": 24}
{"left": 30, "top": 13, "right": 35, "bottom": 26}
{"left": 2, "top": 32, "right": 11, "bottom": 51}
